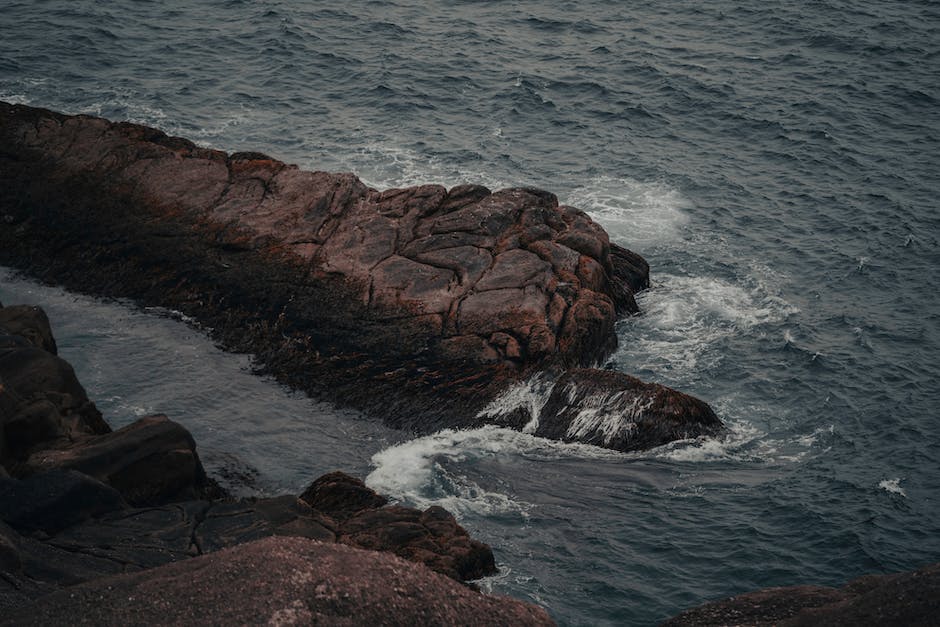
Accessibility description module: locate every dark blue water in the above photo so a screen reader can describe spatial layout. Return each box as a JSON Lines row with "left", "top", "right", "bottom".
{"left": 2, "top": 1, "right": 939, "bottom": 624}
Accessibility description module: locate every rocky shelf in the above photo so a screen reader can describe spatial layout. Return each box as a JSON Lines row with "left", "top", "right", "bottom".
{"left": 0, "top": 101, "right": 721, "bottom": 452}
{"left": 0, "top": 302, "right": 551, "bottom": 623}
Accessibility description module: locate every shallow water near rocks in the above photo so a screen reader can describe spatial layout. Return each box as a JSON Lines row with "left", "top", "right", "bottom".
{"left": 3, "top": 0, "right": 940, "bottom": 624}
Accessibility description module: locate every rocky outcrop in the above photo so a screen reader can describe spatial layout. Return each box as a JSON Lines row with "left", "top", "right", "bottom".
{"left": 0, "top": 102, "right": 719, "bottom": 451}
{"left": 0, "top": 306, "right": 496, "bottom": 582}
{"left": 0, "top": 536, "right": 554, "bottom": 626}
{"left": 0, "top": 309, "right": 110, "bottom": 471}
{"left": 0, "top": 305, "right": 519, "bottom": 621}
{"left": 0, "top": 302, "right": 215, "bottom": 504}
{"left": 663, "top": 562, "right": 940, "bottom": 626}
{"left": 21, "top": 414, "right": 214, "bottom": 506}
{"left": 0, "top": 470, "right": 495, "bottom": 594}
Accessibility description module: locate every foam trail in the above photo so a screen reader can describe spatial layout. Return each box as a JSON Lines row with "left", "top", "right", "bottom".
{"left": 878, "top": 478, "right": 906, "bottom": 497}
{"left": 612, "top": 273, "right": 798, "bottom": 380}
{"left": 366, "top": 426, "right": 625, "bottom": 517}
{"left": 565, "top": 176, "right": 690, "bottom": 248}
{"left": 475, "top": 373, "right": 556, "bottom": 433}
{"left": 333, "top": 142, "right": 510, "bottom": 192}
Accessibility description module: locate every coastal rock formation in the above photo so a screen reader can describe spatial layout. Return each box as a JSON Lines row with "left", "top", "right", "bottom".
{"left": 0, "top": 537, "right": 554, "bottom": 626}
{"left": 663, "top": 562, "right": 940, "bottom": 626}
{"left": 0, "top": 305, "right": 110, "bottom": 471}
{"left": 0, "top": 306, "right": 513, "bottom": 620}
{"left": 0, "top": 102, "right": 720, "bottom": 450}
{"left": 0, "top": 302, "right": 215, "bottom": 504}
{"left": 22, "top": 414, "right": 213, "bottom": 506}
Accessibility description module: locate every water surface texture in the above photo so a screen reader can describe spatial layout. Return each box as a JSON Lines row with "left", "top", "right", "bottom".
{"left": 3, "top": 1, "right": 939, "bottom": 624}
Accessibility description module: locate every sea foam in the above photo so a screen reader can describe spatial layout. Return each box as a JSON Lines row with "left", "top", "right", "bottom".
{"left": 565, "top": 176, "right": 690, "bottom": 249}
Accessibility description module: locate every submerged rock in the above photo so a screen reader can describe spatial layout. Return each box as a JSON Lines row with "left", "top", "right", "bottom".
{"left": 663, "top": 562, "right": 940, "bottom": 626}
{"left": 0, "top": 536, "right": 555, "bottom": 627}
{"left": 0, "top": 101, "right": 719, "bottom": 451}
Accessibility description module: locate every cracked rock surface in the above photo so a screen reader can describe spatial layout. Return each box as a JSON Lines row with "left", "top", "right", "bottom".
{"left": 0, "top": 101, "right": 720, "bottom": 450}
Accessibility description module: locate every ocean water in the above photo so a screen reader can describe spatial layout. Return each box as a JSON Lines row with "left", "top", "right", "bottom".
{"left": 2, "top": 1, "right": 939, "bottom": 624}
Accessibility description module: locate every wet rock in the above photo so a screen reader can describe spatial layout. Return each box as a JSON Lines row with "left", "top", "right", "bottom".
{"left": 0, "top": 521, "right": 21, "bottom": 574}
{"left": 0, "top": 536, "right": 555, "bottom": 626}
{"left": 299, "top": 471, "right": 496, "bottom": 581}
{"left": 0, "top": 469, "right": 126, "bottom": 535}
{"left": 338, "top": 504, "right": 497, "bottom": 582}
{"left": 0, "top": 305, "right": 58, "bottom": 354}
{"left": 530, "top": 369, "right": 722, "bottom": 452}
{"left": 0, "top": 103, "right": 720, "bottom": 450}
{"left": 22, "top": 414, "right": 213, "bottom": 506}
{"left": 195, "top": 495, "right": 336, "bottom": 553}
{"left": 663, "top": 562, "right": 940, "bottom": 626}
{"left": 299, "top": 471, "right": 388, "bottom": 521}
{"left": 0, "top": 308, "right": 109, "bottom": 469}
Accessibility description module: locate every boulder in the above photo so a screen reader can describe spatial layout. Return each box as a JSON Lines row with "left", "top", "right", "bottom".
{"left": 22, "top": 414, "right": 214, "bottom": 506}
{"left": 663, "top": 562, "right": 940, "bottom": 626}
{"left": 300, "top": 472, "right": 496, "bottom": 581}
{"left": 0, "top": 469, "right": 126, "bottom": 534}
{"left": 0, "top": 305, "right": 57, "bottom": 354}
{"left": 533, "top": 369, "right": 723, "bottom": 451}
{"left": 299, "top": 470, "right": 388, "bottom": 520}
{"left": 338, "top": 504, "right": 497, "bottom": 582}
{"left": 482, "top": 369, "right": 723, "bottom": 452}
{"left": 0, "top": 309, "right": 109, "bottom": 469}
{"left": 0, "top": 536, "right": 555, "bottom": 626}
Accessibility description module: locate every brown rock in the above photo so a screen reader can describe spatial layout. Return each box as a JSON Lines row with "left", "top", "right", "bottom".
{"left": 0, "top": 306, "right": 58, "bottom": 354}
{"left": 22, "top": 414, "right": 211, "bottom": 506}
{"left": 533, "top": 369, "right": 723, "bottom": 452}
{"left": 0, "top": 338, "right": 108, "bottom": 466}
{"left": 299, "top": 471, "right": 388, "bottom": 521}
{"left": 0, "top": 103, "right": 721, "bottom": 450}
{"left": 0, "top": 536, "right": 554, "bottom": 626}
{"left": 663, "top": 562, "right": 940, "bottom": 627}
{"left": 338, "top": 504, "right": 497, "bottom": 582}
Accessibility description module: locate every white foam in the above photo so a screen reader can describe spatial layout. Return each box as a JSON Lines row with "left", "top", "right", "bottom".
{"left": 565, "top": 176, "right": 690, "bottom": 249}
{"left": 475, "top": 373, "right": 555, "bottom": 433}
{"left": 613, "top": 273, "right": 798, "bottom": 379}
{"left": 652, "top": 419, "right": 765, "bottom": 463}
{"left": 878, "top": 478, "right": 906, "bottom": 497}
{"left": 333, "top": 142, "right": 510, "bottom": 192}
{"left": 366, "top": 426, "right": 625, "bottom": 517}
{"left": 0, "top": 93, "right": 30, "bottom": 105}
{"left": 650, "top": 416, "right": 830, "bottom": 465}
{"left": 560, "top": 383, "right": 651, "bottom": 446}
